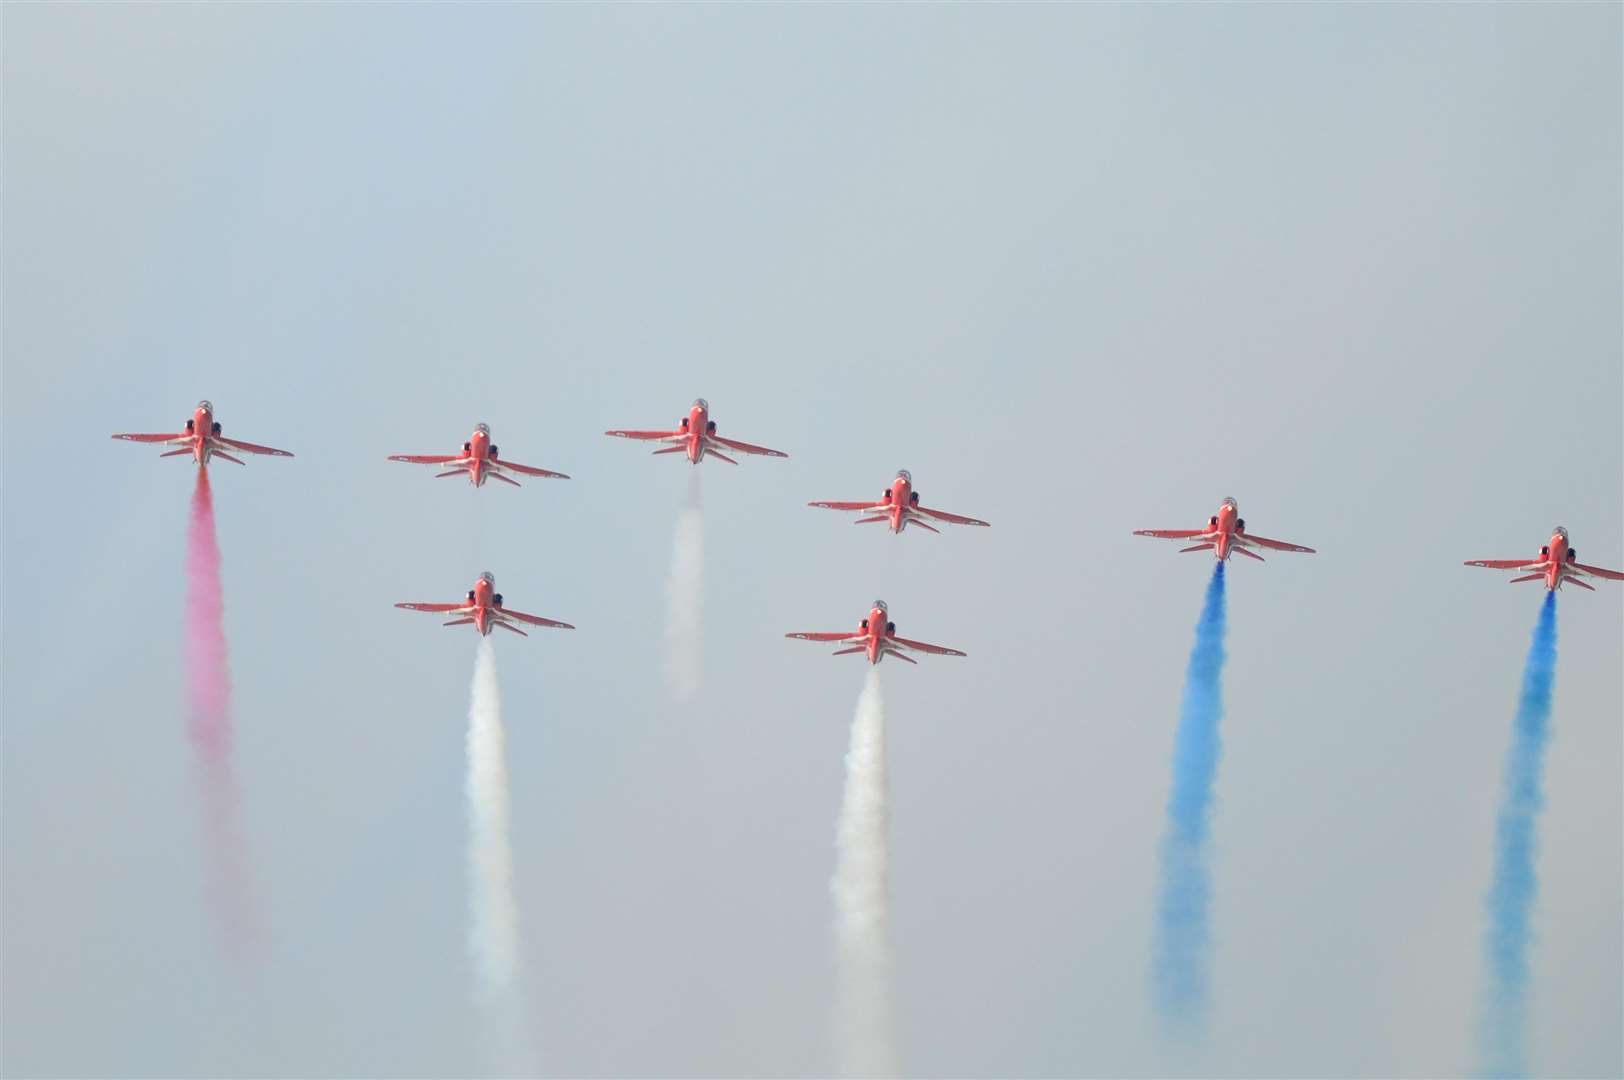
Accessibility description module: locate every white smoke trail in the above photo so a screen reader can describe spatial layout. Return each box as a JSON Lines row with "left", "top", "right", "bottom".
{"left": 664, "top": 470, "right": 704, "bottom": 702}
{"left": 831, "top": 668, "right": 898, "bottom": 1078}
{"left": 467, "top": 639, "right": 535, "bottom": 1076}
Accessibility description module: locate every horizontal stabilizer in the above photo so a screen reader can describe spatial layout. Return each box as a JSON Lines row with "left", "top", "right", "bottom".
{"left": 1178, "top": 544, "right": 1213, "bottom": 554}
{"left": 1564, "top": 576, "right": 1596, "bottom": 591}
{"left": 652, "top": 445, "right": 687, "bottom": 455}
{"left": 854, "top": 515, "right": 889, "bottom": 525}
{"left": 489, "top": 472, "right": 522, "bottom": 487}
{"left": 1234, "top": 546, "right": 1266, "bottom": 562}
{"left": 213, "top": 451, "right": 246, "bottom": 466}
{"left": 831, "top": 646, "right": 866, "bottom": 657}
{"left": 160, "top": 448, "right": 193, "bottom": 459}
{"left": 435, "top": 469, "right": 465, "bottom": 479}
{"left": 707, "top": 449, "right": 739, "bottom": 465}
{"left": 1507, "top": 573, "right": 1544, "bottom": 584}
{"left": 442, "top": 618, "right": 475, "bottom": 626}
{"left": 495, "top": 621, "right": 529, "bottom": 636}
{"left": 905, "top": 518, "right": 941, "bottom": 534}
{"left": 884, "top": 649, "right": 918, "bottom": 664}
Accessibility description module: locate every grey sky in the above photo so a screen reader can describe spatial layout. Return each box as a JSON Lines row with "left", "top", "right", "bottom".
{"left": 3, "top": 4, "right": 1620, "bottom": 1077}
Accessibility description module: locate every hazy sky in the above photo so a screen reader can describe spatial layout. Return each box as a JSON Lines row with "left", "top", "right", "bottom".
{"left": 4, "top": 4, "right": 1620, "bottom": 1077}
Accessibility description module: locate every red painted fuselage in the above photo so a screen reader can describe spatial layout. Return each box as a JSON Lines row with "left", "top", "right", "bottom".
{"left": 112, "top": 399, "right": 294, "bottom": 466}
{"left": 785, "top": 600, "right": 966, "bottom": 666}
{"left": 1465, "top": 528, "right": 1624, "bottom": 592}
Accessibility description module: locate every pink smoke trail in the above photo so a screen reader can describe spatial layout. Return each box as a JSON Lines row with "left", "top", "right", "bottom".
{"left": 185, "top": 468, "right": 262, "bottom": 958}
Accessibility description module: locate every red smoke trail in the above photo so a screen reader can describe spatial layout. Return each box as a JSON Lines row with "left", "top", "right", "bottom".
{"left": 185, "top": 468, "right": 262, "bottom": 958}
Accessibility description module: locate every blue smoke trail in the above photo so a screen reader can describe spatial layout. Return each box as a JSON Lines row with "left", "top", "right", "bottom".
{"left": 1478, "top": 592, "right": 1558, "bottom": 1078}
{"left": 1152, "top": 563, "right": 1227, "bottom": 1035}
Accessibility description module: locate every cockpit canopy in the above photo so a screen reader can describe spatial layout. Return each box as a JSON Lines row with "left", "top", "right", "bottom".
{"left": 479, "top": 571, "right": 496, "bottom": 584}
{"left": 872, "top": 599, "right": 888, "bottom": 613}
{"left": 693, "top": 398, "right": 709, "bottom": 412}
{"left": 896, "top": 469, "right": 912, "bottom": 483}
{"left": 197, "top": 399, "right": 214, "bottom": 413}
{"left": 475, "top": 423, "right": 490, "bottom": 434}
{"left": 1554, "top": 526, "right": 1568, "bottom": 539}
{"left": 1222, "top": 496, "right": 1238, "bottom": 509}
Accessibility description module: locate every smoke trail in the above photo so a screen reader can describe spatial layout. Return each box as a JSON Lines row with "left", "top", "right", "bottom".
{"left": 664, "top": 470, "right": 704, "bottom": 702}
{"left": 184, "top": 467, "right": 262, "bottom": 958}
{"left": 467, "top": 638, "right": 536, "bottom": 1076}
{"left": 1151, "top": 562, "right": 1228, "bottom": 1035}
{"left": 1477, "top": 593, "right": 1558, "bottom": 1078}
{"left": 831, "top": 668, "right": 898, "bottom": 1077}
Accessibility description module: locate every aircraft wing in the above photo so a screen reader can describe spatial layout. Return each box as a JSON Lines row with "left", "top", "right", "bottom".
{"left": 500, "top": 461, "right": 570, "bottom": 479}
{"left": 388, "top": 453, "right": 462, "bottom": 465}
{"left": 501, "top": 609, "right": 575, "bottom": 630}
{"left": 916, "top": 506, "right": 991, "bottom": 527}
{"left": 1242, "top": 533, "right": 1316, "bottom": 554}
{"left": 1465, "top": 559, "right": 1540, "bottom": 570}
{"left": 711, "top": 435, "right": 788, "bottom": 458}
{"left": 605, "top": 429, "right": 679, "bottom": 441}
{"left": 218, "top": 436, "right": 294, "bottom": 458}
{"left": 1573, "top": 562, "right": 1624, "bottom": 581}
{"left": 1134, "top": 528, "right": 1209, "bottom": 539}
{"left": 808, "top": 500, "right": 881, "bottom": 512}
{"left": 112, "top": 432, "right": 183, "bottom": 443}
{"left": 786, "top": 632, "right": 861, "bottom": 642}
{"left": 890, "top": 636, "right": 967, "bottom": 657}
{"left": 395, "top": 602, "right": 467, "bottom": 613}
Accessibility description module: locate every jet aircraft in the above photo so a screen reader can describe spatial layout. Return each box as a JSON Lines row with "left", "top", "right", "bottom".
{"left": 1465, "top": 527, "right": 1624, "bottom": 592}
{"left": 395, "top": 572, "right": 574, "bottom": 636}
{"left": 112, "top": 400, "right": 293, "bottom": 466}
{"left": 388, "top": 423, "right": 568, "bottom": 487}
{"left": 1134, "top": 497, "right": 1315, "bottom": 562}
{"left": 605, "top": 398, "right": 787, "bottom": 465}
{"left": 808, "top": 470, "right": 990, "bottom": 534}
{"left": 786, "top": 600, "right": 966, "bottom": 666}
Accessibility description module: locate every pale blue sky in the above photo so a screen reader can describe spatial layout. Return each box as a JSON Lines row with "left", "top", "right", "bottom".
{"left": 4, "top": 4, "right": 1620, "bottom": 1077}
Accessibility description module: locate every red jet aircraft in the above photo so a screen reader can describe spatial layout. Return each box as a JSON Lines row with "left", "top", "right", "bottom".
{"left": 112, "top": 400, "right": 293, "bottom": 466}
{"left": 1465, "top": 527, "right": 1624, "bottom": 592}
{"left": 809, "top": 470, "right": 990, "bottom": 534}
{"left": 1134, "top": 497, "right": 1315, "bottom": 562}
{"left": 605, "top": 398, "right": 787, "bottom": 465}
{"left": 395, "top": 572, "right": 575, "bottom": 637}
{"left": 387, "top": 423, "right": 569, "bottom": 487}
{"left": 786, "top": 600, "right": 966, "bottom": 666}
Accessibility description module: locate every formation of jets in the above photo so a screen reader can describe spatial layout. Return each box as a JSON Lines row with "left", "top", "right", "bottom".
{"left": 115, "top": 396, "right": 1624, "bottom": 660}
